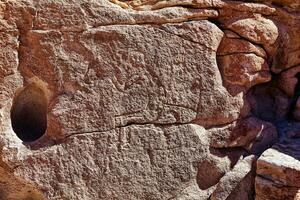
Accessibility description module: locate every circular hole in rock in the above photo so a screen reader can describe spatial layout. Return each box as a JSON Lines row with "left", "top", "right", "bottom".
{"left": 11, "top": 84, "right": 48, "bottom": 142}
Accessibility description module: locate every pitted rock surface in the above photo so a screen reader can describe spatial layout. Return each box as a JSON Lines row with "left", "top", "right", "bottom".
{"left": 0, "top": 0, "right": 299, "bottom": 200}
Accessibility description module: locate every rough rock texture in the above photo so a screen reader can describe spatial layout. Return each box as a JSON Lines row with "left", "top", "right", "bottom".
{"left": 210, "top": 155, "right": 256, "bottom": 200}
{"left": 256, "top": 140, "right": 300, "bottom": 200}
{"left": 0, "top": 0, "right": 299, "bottom": 200}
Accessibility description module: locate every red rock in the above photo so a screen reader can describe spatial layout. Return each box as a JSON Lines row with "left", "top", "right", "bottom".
{"left": 256, "top": 140, "right": 300, "bottom": 200}
{"left": 0, "top": 0, "right": 299, "bottom": 199}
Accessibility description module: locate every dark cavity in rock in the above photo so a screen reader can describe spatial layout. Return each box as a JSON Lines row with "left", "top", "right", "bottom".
{"left": 287, "top": 73, "right": 300, "bottom": 121}
{"left": 11, "top": 84, "right": 48, "bottom": 142}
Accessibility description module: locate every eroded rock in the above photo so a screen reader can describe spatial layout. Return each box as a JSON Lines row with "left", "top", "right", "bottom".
{"left": 12, "top": 124, "right": 212, "bottom": 199}
{"left": 208, "top": 117, "right": 277, "bottom": 154}
{"left": 211, "top": 155, "right": 256, "bottom": 200}
{"left": 278, "top": 65, "right": 300, "bottom": 97}
{"left": 226, "top": 16, "right": 279, "bottom": 54}
{"left": 0, "top": 0, "right": 299, "bottom": 200}
{"left": 256, "top": 140, "right": 300, "bottom": 200}
{"left": 217, "top": 53, "right": 271, "bottom": 93}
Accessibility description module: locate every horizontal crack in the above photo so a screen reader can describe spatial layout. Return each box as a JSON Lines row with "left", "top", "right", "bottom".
{"left": 65, "top": 121, "right": 193, "bottom": 138}
{"left": 222, "top": 28, "right": 268, "bottom": 55}
{"left": 275, "top": 63, "right": 300, "bottom": 74}
{"left": 16, "top": 18, "right": 214, "bottom": 34}
{"left": 217, "top": 51, "right": 266, "bottom": 59}
{"left": 205, "top": 118, "right": 241, "bottom": 130}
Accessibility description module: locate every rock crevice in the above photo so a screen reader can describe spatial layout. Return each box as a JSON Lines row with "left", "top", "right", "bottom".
{"left": 0, "top": 0, "right": 299, "bottom": 200}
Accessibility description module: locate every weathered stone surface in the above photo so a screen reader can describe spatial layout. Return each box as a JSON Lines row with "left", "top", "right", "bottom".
{"left": 11, "top": 124, "right": 212, "bottom": 200}
{"left": 253, "top": 0, "right": 300, "bottom": 10}
{"left": 217, "top": 53, "right": 271, "bottom": 93}
{"left": 226, "top": 16, "right": 279, "bottom": 54}
{"left": 246, "top": 123, "right": 277, "bottom": 155}
{"left": 257, "top": 140, "right": 300, "bottom": 187}
{"left": 270, "top": 9, "right": 300, "bottom": 73}
{"left": 0, "top": 0, "right": 299, "bottom": 200}
{"left": 15, "top": 19, "right": 249, "bottom": 136}
{"left": 0, "top": 31, "right": 21, "bottom": 110}
{"left": 217, "top": 37, "right": 267, "bottom": 58}
{"left": 129, "top": 0, "right": 277, "bottom": 15}
{"left": 278, "top": 65, "right": 300, "bottom": 97}
{"left": 0, "top": 163, "right": 46, "bottom": 200}
{"left": 196, "top": 147, "right": 246, "bottom": 191}
{"left": 256, "top": 140, "right": 300, "bottom": 200}
{"left": 17, "top": 22, "right": 209, "bottom": 132}
{"left": 216, "top": 16, "right": 278, "bottom": 94}
{"left": 172, "top": 179, "right": 216, "bottom": 200}
{"left": 211, "top": 155, "right": 256, "bottom": 200}
{"left": 227, "top": 169, "right": 255, "bottom": 200}
{"left": 208, "top": 117, "right": 277, "bottom": 153}
{"left": 255, "top": 176, "right": 300, "bottom": 200}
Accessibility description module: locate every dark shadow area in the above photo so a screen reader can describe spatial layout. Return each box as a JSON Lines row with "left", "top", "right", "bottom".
{"left": 247, "top": 76, "right": 287, "bottom": 123}
{"left": 11, "top": 85, "right": 48, "bottom": 142}
{"left": 287, "top": 73, "right": 300, "bottom": 120}
{"left": 247, "top": 71, "right": 300, "bottom": 162}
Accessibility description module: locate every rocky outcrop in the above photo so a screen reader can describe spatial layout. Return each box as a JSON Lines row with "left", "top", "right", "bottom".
{"left": 0, "top": 0, "right": 299, "bottom": 200}
{"left": 208, "top": 117, "right": 277, "bottom": 154}
{"left": 256, "top": 139, "right": 300, "bottom": 200}
{"left": 210, "top": 155, "right": 256, "bottom": 200}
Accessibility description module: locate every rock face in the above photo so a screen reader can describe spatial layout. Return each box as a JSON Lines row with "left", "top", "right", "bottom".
{"left": 0, "top": 0, "right": 299, "bottom": 200}
{"left": 256, "top": 140, "right": 300, "bottom": 200}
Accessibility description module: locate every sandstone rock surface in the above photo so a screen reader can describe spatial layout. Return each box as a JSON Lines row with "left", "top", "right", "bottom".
{"left": 0, "top": 0, "right": 299, "bottom": 200}
{"left": 256, "top": 140, "right": 300, "bottom": 200}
